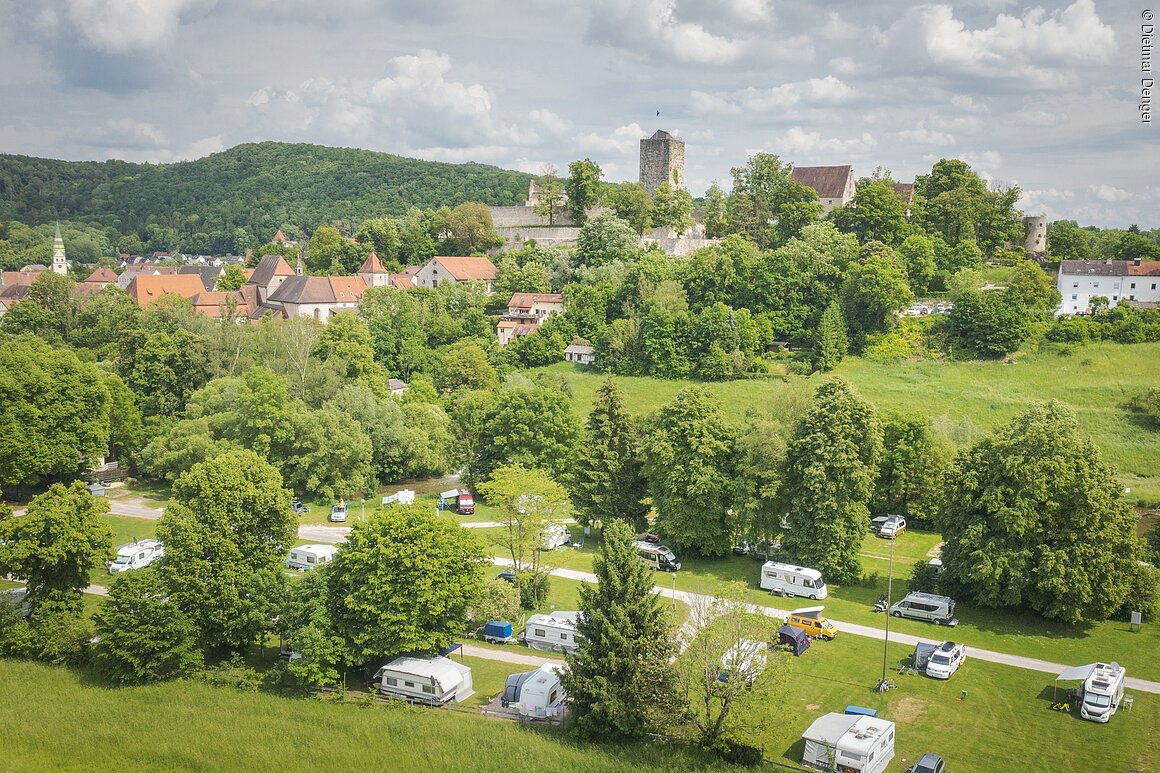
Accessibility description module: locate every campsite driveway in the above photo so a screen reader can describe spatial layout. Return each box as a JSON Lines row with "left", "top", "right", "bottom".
{"left": 460, "top": 644, "right": 563, "bottom": 668}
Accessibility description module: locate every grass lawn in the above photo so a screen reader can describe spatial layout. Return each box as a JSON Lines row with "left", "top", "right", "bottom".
{"left": 536, "top": 340, "right": 1160, "bottom": 503}
{"left": 763, "top": 628, "right": 1158, "bottom": 771}
{"left": 0, "top": 659, "right": 725, "bottom": 772}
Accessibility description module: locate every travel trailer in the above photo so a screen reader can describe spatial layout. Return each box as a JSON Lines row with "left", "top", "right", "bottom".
{"left": 925, "top": 641, "right": 966, "bottom": 679}
{"left": 108, "top": 539, "right": 164, "bottom": 573}
{"left": 801, "top": 713, "right": 896, "bottom": 773}
{"left": 760, "top": 561, "right": 828, "bottom": 599}
{"left": 1080, "top": 662, "right": 1127, "bottom": 723}
{"left": 888, "top": 592, "right": 958, "bottom": 626}
{"left": 439, "top": 488, "right": 474, "bottom": 514}
{"left": 374, "top": 656, "right": 474, "bottom": 704}
{"left": 718, "top": 639, "right": 767, "bottom": 686}
{"left": 285, "top": 544, "right": 338, "bottom": 571}
{"left": 503, "top": 663, "right": 567, "bottom": 719}
{"left": 634, "top": 541, "right": 681, "bottom": 571}
{"left": 522, "top": 611, "right": 582, "bottom": 654}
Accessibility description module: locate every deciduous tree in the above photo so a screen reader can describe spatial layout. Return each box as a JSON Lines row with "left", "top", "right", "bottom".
{"left": 565, "top": 159, "right": 603, "bottom": 225}
{"left": 94, "top": 571, "right": 202, "bottom": 684}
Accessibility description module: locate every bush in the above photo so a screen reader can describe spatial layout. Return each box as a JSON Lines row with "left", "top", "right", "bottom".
{"left": 1115, "top": 563, "right": 1159, "bottom": 621}
{"left": 908, "top": 561, "right": 942, "bottom": 594}
{"left": 517, "top": 570, "right": 552, "bottom": 609}
{"left": 721, "top": 742, "right": 764, "bottom": 766}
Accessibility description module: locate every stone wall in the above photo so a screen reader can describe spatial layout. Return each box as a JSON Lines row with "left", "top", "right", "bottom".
{"left": 489, "top": 206, "right": 575, "bottom": 228}
{"left": 641, "top": 236, "right": 721, "bottom": 257}
{"left": 639, "top": 133, "right": 685, "bottom": 195}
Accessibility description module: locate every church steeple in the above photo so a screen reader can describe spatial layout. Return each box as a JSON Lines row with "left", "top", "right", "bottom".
{"left": 295, "top": 251, "right": 304, "bottom": 276}
{"left": 51, "top": 222, "right": 70, "bottom": 276}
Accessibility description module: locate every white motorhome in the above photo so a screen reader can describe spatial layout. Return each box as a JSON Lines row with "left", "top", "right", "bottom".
{"left": 374, "top": 656, "right": 474, "bottom": 704}
{"left": 760, "top": 561, "right": 828, "bottom": 600}
{"left": 522, "top": 611, "right": 582, "bottom": 654}
{"left": 925, "top": 640, "right": 966, "bottom": 679}
{"left": 1, "top": 586, "right": 30, "bottom": 618}
{"left": 108, "top": 539, "right": 164, "bottom": 573}
{"left": 285, "top": 544, "right": 338, "bottom": 571}
{"left": 801, "top": 713, "right": 896, "bottom": 773}
{"left": 634, "top": 541, "right": 682, "bottom": 571}
{"left": 503, "top": 663, "right": 567, "bottom": 719}
{"left": 888, "top": 592, "right": 958, "bottom": 626}
{"left": 1080, "top": 662, "right": 1126, "bottom": 723}
{"left": 541, "top": 522, "right": 571, "bottom": 550}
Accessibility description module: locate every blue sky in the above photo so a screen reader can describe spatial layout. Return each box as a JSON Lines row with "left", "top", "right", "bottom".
{"left": 0, "top": 0, "right": 1153, "bottom": 227}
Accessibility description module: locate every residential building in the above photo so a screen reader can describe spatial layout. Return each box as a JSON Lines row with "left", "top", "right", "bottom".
{"left": 791, "top": 165, "right": 856, "bottom": 214}
{"left": 83, "top": 267, "right": 119, "bottom": 287}
{"left": 117, "top": 264, "right": 177, "bottom": 290}
{"left": 1056, "top": 258, "right": 1160, "bottom": 315}
{"left": 125, "top": 274, "right": 208, "bottom": 307}
{"left": 413, "top": 256, "right": 498, "bottom": 293}
{"left": 390, "top": 265, "right": 422, "bottom": 289}
{"left": 496, "top": 320, "right": 539, "bottom": 347}
{"left": 387, "top": 378, "right": 408, "bottom": 397}
{"left": 496, "top": 292, "right": 565, "bottom": 347}
{"left": 178, "top": 265, "right": 224, "bottom": 292}
{"left": 264, "top": 275, "right": 367, "bottom": 322}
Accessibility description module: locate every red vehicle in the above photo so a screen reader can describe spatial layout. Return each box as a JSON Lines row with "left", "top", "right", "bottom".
{"left": 456, "top": 490, "right": 475, "bottom": 515}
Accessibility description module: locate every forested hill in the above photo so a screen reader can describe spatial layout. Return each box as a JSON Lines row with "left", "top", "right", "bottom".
{"left": 0, "top": 141, "right": 532, "bottom": 236}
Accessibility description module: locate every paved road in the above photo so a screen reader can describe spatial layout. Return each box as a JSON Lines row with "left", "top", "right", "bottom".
{"left": 492, "top": 558, "right": 1160, "bottom": 695}
{"left": 460, "top": 643, "right": 562, "bottom": 668}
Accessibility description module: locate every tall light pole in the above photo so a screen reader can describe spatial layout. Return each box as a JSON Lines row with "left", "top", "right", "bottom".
{"left": 880, "top": 530, "right": 896, "bottom": 689}
{"left": 671, "top": 572, "right": 677, "bottom": 612}
{"left": 361, "top": 498, "right": 365, "bottom": 523}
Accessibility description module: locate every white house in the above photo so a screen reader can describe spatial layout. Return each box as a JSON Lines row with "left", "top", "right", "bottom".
{"left": 563, "top": 343, "right": 595, "bottom": 366}
{"left": 1056, "top": 258, "right": 1160, "bottom": 315}
{"left": 264, "top": 275, "right": 367, "bottom": 322}
{"left": 413, "top": 256, "right": 498, "bottom": 293}
{"left": 374, "top": 656, "right": 474, "bottom": 704}
{"left": 357, "top": 252, "right": 391, "bottom": 289}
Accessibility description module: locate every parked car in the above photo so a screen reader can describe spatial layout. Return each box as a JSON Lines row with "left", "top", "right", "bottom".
{"left": 496, "top": 570, "right": 517, "bottom": 584}
{"left": 925, "top": 640, "right": 966, "bottom": 679}
{"left": 908, "top": 753, "right": 945, "bottom": 773}
{"left": 328, "top": 499, "right": 348, "bottom": 523}
{"left": 291, "top": 498, "right": 310, "bottom": 516}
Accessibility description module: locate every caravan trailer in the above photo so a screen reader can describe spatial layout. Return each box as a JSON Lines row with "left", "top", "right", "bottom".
{"left": 541, "top": 522, "right": 572, "bottom": 550}
{"left": 285, "top": 544, "right": 338, "bottom": 571}
{"left": 374, "top": 656, "right": 474, "bottom": 705}
{"left": 503, "top": 663, "right": 567, "bottom": 719}
{"left": 760, "top": 561, "right": 828, "bottom": 600}
{"left": 1080, "top": 662, "right": 1126, "bottom": 723}
{"left": 522, "top": 611, "right": 583, "bottom": 654}
{"left": 801, "top": 713, "right": 896, "bottom": 773}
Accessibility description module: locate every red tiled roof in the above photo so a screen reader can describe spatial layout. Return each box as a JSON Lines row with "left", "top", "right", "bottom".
{"left": 1, "top": 271, "right": 39, "bottom": 286}
{"left": 127, "top": 274, "right": 207, "bottom": 306}
{"left": 508, "top": 292, "right": 564, "bottom": 309}
{"left": 84, "top": 267, "right": 120, "bottom": 284}
{"left": 434, "top": 256, "right": 498, "bottom": 281}
{"left": 359, "top": 252, "right": 386, "bottom": 274}
{"left": 190, "top": 291, "right": 250, "bottom": 318}
{"left": 1127, "top": 261, "right": 1160, "bottom": 276}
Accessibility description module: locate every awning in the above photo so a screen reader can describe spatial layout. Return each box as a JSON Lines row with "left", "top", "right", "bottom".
{"left": 1056, "top": 664, "right": 1098, "bottom": 683}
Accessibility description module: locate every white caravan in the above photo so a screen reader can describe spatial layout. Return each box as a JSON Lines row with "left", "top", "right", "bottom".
{"left": 760, "top": 561, "right": 828, "bottom": 600}
{"left": 285, "top": 544, "right": 338, "bottom": 571}
{"left": 925, "top": 641, "right": 966, "bottom": 679}
{"left": 375, "top": 656, "right": 474, "bottom": 704}
{"left": 108, "top": 539, "right": 164, "bottom": 573}
{"left": 1080, "top": 662, "right": 1126, "bottom": 723}
{"left": 522, "top": 611, "right": 583, "bottom": 654}
{"left": 503, "top": 663, "right": 567, "bottom": 719}
{"left": 801, "top": 713, "right": 896, "bottom": 773}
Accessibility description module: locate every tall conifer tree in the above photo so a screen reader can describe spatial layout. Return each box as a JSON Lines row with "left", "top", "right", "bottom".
{"left": 574, "top": 379, "right": 649, "bottom": 531}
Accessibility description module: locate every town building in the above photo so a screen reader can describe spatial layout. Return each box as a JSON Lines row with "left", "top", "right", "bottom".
{"left": 357, "top": 252, "right": 391, "bottom": 288}
{"left": 791, "top": 165, "right": 856, "bottom": 214}
{"left": 413, "top": 256, "right": 498, "bottom": 293}
{"left": 563, "top": 343, "right": 596, "bottom": 366}
{"left": 1056, "top": 258, "right": 1160, "bottom": 315}
{"left": 496, "top": 292, "right": 564, "bottom": 347}
{"left": 264, "top": 275, "right": 367, "bottom": 321}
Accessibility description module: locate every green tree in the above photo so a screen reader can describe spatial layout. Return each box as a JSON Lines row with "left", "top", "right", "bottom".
{"left": 0, "top": 482, "right": 114, "bottom": 615}
{"left": 575, "top": 212, "right": 640, "bottom": 268}
{"left": 702, "top": 182, "right": 729, "bottom": 238}
{"left": 306, "top": 224, "right": 347, "bottom": 273}
{"left": 469, "top": 383, "right": 581, "bottom": 486}
{"left": 355, "top": 217, "right": 401, "bottom": 268}
{"left": 644, "top": 387, "right": 737, "bottom": 556}
{"left": 325, "top": 384, "right": 406, "bottom": 483}
{"left": 532, "top": 172, "right": 566, "bottom": 226}
{"left": 733, "top": 415, "right": 788, "bottom": 544}
{"left": 780, "top": 379, "right": 882, "bottom": 584}
{"left": 314, "top": 312, "right": 377, "bottom": 379}
{"left": 139, "top": 418, "right": 241, "bottom": 483}
{"left": 873, "top": 414, "right": 953, "bottom": 524}
{"left": 564, "top": 520, "right": 677, "bottom": 739}
{"left": 118, "top": 327, "right": 211, "bottom": 417}
{"left": 215, "top": 264, "right": 247, "bottom": 291}
{"left": 101, "top": 372, "right": 144, "bottom": 466}
{"left": 93, "top": 571, "right": 202, "bottom": 684}
{"left": 326, "top": 505, "right": 484, "bottom": 662}
{"left": 603, "top": 182, "right": 652, "bottom": 234}
{"left": 829, "top": 177, "right": 909, "bottom": 246}
{"left": 280, "top": 570, "right": 346, "bottom": 687}
{"left": 156, "top": 450, "right": 295, "bottom": 653}
{"left": 840, "top": 243, "right": 914, "bottom": 345}
{"left": 565, "top": 159, "right": 603, "bottom": 225}
{"left": 469, "top": 575, "right": 521, "bottom": 625}
{"left": 947, "top": 289, "right": 1030, "bottom": 358}
{"left": 443, "top": 202, "right": 503, "bottom": 255}
{"left": 0, "top": 336, "right": 111, "bottom": 487}
{"left": 812, "top": 302, "right": 849, "bottom": 372}
{"left": 574, "top": 379, "right": 650, "bottom": 531}
{"left": 1004, "top": 261, "right": 1061, "bottom": 314}
{"left": 898, "top": 234, "right": 938, "bottom": 295}
{"left": 937, "top": 402, "right": 1142, "bottom": 623}
{"left": 399, "top": 400, "right": 455, "bottom": 479}
{"left": 1046, "top": 220, "right": 1094, "bottom": 261}
{"left": 437, "top": 341, "right": 498, "bottom": 393}
{"left": 727, "top": 153, "right": 822, "bottom": 248}
{"left": 279, "top": 405, "right": 374, "bottom": 499}
{"left": 651, "top": 182, "right": 694, "bottom": 235}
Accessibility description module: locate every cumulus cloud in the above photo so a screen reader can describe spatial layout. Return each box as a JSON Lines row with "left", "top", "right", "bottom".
{"left": 586, "top": 0, "right": 746, "bottom": 65}
{"left": 779, "top": 126, "right": 876, "bottom": 156}
{"left": 576, "top": 122, "right": 647, "bottom": 156}
{"left": 691, "top": 75, "right": 854, "bottom": 114}
{"left": 1089, "top": 183, "right": 1135, "bottom": 202}
{"left": 82, "top": 119, "right": 169, "bottom": 149}
{"left": 44, "top": 0, "right": 215, "bottom": 54}
{"left": 896, "top": 122, "right": 956, "bottom": 147}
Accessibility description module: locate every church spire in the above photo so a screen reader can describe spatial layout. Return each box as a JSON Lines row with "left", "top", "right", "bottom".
{"left": 51, "top": 221, "right": 70, "bottom": 276}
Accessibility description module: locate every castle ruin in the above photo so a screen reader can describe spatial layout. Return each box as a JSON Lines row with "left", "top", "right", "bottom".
{"left": 639, "top": 129, "right": 685, "bottom": 195}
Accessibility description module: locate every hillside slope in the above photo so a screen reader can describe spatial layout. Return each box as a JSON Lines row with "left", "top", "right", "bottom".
{"left": 0, "top": 142, "right": 531, "bottom": 236}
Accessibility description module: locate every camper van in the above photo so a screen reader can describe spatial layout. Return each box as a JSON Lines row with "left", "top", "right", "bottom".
{"left": 285, "top": 544, "right": 338, "bottom": 571}
{"left": 375, "top": 656, "right": 474, "bottom": 704}
{"left": 871, "top": 515, "right": 906, "bottom": 539}
{"left": 522, "top": 611, "right": 583, "bottom": 654}
{"left": 1080, "top": 662, "right": 1126, "bottom": 723}
{"left": 786, "top": 606, "right": 838, "bottom": 640}
{"left": 888, "top": 592, "right": 957, "bottom": 625}
{"left": 634, "top": 541, "right": 681, "bottom": 571}
{"left": 801, "top": 713, "right": 896, "bottom": 773}
{"left": 108, "top": 539, "right": 164, "bottom": 573}
{"left": 329, "top": 499, "right": 348, "bottom": 522}
{"left": 925, "top": 640, "right": 966, "bottom": 679}
{"left": 503, "top": 663, "right": 567, "bottom": 719}
{"left": 760, "top": 561, "right": 828, "bottom": 600}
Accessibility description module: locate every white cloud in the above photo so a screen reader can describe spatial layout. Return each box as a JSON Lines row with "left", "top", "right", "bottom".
{"left": 587, "top": 0, "right": 745, "bottom": 65}
{"left": 576, "top": 122, "right": 646, "bottom": 156}
{"left": 1089, "top": 184, "right": 1134, "bottom": 202}
{"left": 528, "top": 109, "right": 571, "bottom": 134}
{"left": 58, "top": 0, "right": 215, "bottom": 53}
{"left": 779, "top": 127, "right": 876, "bottom": 156}
{"left": 89, "top": 118, "right": 169, "bottom": 149}
{"left": 896, "top": 122, "right": 955, "bottom": 147}
{"left": 691, "top": 75, "right": 854, "bottom": 114}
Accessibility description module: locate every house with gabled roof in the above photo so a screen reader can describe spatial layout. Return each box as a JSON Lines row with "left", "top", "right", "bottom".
{"left": 790, "top": 164, "right": 856, "bottom": 214}
{"left": 178, "top": 264, "right": 224, "bottom": 292}
{"left": 358, "top": 252, "right": 391, "bottom": 288}
{"left": 390, "top": 265, "right": 422, "bottom": 290}
{"left": 265, "top": 275, "right": 367, "bottom": 322}
{"left": 413, "top": 256, "right": 498, "bottom": 294}
{"left": 248, "top": 255, "right": 297, "bottom": 304}
{"left": 125, "top": 274, "right": 208, "bottom": 307}
{"left": 83, "top": 267, "right": 119, "bottom": 287}
{"left": 497, "top": 292, "right": 566, "bottom": 347}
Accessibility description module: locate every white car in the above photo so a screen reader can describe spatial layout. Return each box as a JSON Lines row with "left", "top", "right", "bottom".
{"left": 926, "top": 640, "right": 966, "bottom": 679}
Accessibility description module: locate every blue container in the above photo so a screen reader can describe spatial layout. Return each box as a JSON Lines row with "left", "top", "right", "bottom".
{"left": 484, "top": 620, "right": 513, "bottom": 639}
{"left": 845, "top": 705, "right": 878, "bottom": 717}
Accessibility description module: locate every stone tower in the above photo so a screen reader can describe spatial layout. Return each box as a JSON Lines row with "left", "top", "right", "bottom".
{"left": 639, "top": 129, "right": 685, "bottom": 195}
{"left": 51, "top": 222, "right": 70, "bottom": 276}
{"left": 1022, "top": 214, "right": 1048, "bottom": 259}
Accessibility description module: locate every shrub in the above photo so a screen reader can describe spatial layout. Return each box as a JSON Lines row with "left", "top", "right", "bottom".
{"left": 908, "top": 561, "right": 942, "bottom": 594}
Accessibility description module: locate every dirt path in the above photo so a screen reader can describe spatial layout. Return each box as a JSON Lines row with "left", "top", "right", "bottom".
{"left": 459, "top": 643, "right": 562, "bottom": 667}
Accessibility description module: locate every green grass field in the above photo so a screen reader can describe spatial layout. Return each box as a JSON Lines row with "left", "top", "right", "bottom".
{"left": 538, "top": 340, "right": 1160, "bottom": 502}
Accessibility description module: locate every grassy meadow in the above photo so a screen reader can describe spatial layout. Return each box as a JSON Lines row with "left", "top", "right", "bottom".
{"left": 537, "top": 340, "right": 1160, "bottom": 502}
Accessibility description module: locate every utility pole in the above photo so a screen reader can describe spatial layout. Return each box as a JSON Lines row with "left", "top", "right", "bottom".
{"left": 880, "top": 532, "right": 896, "bottom": 690}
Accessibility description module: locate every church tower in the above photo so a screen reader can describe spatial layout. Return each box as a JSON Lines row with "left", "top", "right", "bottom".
{"left": 51, "top": 222, "right": 70, "bottom": 276}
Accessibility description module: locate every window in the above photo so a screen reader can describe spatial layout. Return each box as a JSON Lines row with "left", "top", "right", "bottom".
{"left": 1131, "top": 295, "right": 1136, "bottom": 300}
{"left": 1071, "top": 295, "right": 1077, "bottom": 300}
{"left": 421, "top": 684, "right": 434, "bottom": 694}
{"left": 560, "top": 633, "right": 568, "bottom": 640}
{"left": 1113, "top": 296, "right": 1118, "bottom": 300}
{"left": 307, "top": 555, "right": 316, "bottom": 564}
{"left": 405, "top": 681, "right": 415, "bottom": 688}
{"left": 1131, "top": 282, "right": 1137, "bottom": 289}
{"left": 1073, "top": 282, "right": 1078, "bottom": 288}
{"left": 1153, "top": 284, "right": 1157, "bottom": 290}
{"left": 535, "top": 629, "right": 545, "bottom": 637}
{"left": 386, "top": 678, "right": 398, "bottom": 686}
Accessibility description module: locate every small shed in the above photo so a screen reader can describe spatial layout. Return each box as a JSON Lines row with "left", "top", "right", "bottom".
{"left": 777, "top": 624, "right": 811, "bottom": 657}
{"left": 87, "top": 482, "right": 106, "bottom": 497}
{"left": 563, "top": 344, "right": 596, "bottom": 366}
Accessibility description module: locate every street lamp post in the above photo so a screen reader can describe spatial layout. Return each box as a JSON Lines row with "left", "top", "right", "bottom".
{"left": 671, "top": 572, "right": 677, "bottom": 611}
{"left": 361, "top": 498, "right": 365, "bottom": 523}
{"left": 880, "top": 530, "right": 896, "bottom": 690}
